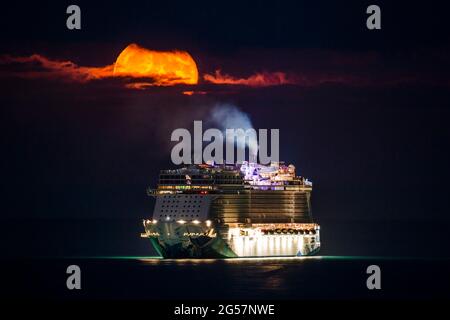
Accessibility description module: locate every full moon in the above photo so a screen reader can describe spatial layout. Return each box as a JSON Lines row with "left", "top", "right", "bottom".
{"left": 113, "top": 43, "right": 199, "bottom": 86}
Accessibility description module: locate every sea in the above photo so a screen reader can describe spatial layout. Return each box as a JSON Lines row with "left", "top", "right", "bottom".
{"left": 1, "top": 218, "right": 450, "bottom": 300}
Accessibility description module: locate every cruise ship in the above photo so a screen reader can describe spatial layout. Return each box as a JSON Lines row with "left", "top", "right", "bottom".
{"left": 141, "top": 161, "right": 320, "bottom": 258}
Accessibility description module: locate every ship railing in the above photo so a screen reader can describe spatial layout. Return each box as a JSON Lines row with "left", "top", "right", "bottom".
{"left": 245, "top": 185, "right": 312, "bottom": 191}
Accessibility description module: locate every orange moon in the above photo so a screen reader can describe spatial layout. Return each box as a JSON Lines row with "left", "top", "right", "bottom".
{"left": 113, "top": 43, "right": 198, "bottom": 86}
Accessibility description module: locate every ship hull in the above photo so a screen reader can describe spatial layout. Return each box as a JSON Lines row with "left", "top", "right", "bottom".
{"left": 142, "top": 221, "right": 321, "bottom": 259}
{"left": 148, "top": 236, "right": 237, "bottom": 259}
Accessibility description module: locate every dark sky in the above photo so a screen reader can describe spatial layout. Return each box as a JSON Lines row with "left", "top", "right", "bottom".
{"left": 1, "top": 0, "right": 450, "bottom": 228}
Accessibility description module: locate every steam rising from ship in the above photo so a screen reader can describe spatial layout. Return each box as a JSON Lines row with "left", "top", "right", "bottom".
{"left": 207, "top": 104, "right": 258, "bottom": 162}
{"left": 208, "top": 104, "right": 253, "bottom": 133}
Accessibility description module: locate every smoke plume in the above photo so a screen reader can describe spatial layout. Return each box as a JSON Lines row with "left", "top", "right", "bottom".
{"left": 207, "top": 103, "right": 258, "bottom": 163}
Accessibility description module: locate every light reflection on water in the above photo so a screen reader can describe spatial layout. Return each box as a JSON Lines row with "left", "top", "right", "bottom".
{"left": 59, "top": 255, "right": 450, "bottom": 298}
{"left": 137, "top": 255, "right": 323, "bottom": 265}
{"left": 131, "top": 255, "right": 431, "bottom": 292}
{"left": 135, "top": 255, "right": 412, "bottom": 265}
{"left": 74, "top": 255, "right": 441, "bottom": 264}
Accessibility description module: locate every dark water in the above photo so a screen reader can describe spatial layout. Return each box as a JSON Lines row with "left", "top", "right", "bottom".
{"left": 2, "top": 257, "right": 450, "bottom": 300}
{"left": 1, "top": 219, "right": 450, "bottom": 300}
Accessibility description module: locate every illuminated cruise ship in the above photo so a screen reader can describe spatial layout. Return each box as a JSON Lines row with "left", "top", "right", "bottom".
{"left": 141, "top": 161, "right": 320, "bottom": 258}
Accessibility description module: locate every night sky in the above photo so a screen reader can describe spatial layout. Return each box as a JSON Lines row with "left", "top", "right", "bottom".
{"left": 1, "top": 1, "right": 450, "bottom": 257}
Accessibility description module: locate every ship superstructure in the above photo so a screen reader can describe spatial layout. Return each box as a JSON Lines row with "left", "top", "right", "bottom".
{"left": 141, "top": 161, "right": 320, "bottom": 258}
